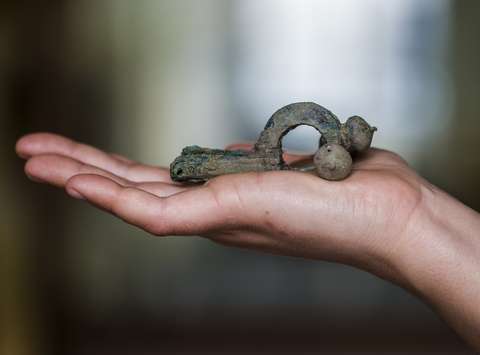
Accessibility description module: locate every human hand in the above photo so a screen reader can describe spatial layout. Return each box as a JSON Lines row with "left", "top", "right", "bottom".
{"left": 15, "top": 132, "right": 425, "bottom": 279}
{"left": 15, "top": 133, "right": 480, "bottom": 349}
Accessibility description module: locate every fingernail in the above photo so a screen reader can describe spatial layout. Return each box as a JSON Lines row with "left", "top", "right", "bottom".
{"left": 66, "top": 187, "right": 85, "bottom": 200}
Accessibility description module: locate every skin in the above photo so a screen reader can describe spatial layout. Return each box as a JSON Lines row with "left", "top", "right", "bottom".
{"left": 15, "top": 133, "right": 480, "bottom": 349}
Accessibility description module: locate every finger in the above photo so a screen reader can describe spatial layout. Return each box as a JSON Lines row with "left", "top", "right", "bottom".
{"left": 225, "top": 142, "right": 312, "bottom": 164}
{"left": 16, "top": 132, "right": 172, "bottom": 182}
{"left": 25, "top": 154, "right": 130, "bottom": 188}
{"left": 65, "top": 174, "right": 232, "bottom": 236}
{"left": 110, "top": 153, "right": 135, "bottom": 164}
{"left": 25, "top": 154, "right": 188, "bottom": 197}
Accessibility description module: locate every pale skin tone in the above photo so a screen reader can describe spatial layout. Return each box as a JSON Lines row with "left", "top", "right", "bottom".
{"left": 16, "top": 133, "right": 480, "bottom": 349}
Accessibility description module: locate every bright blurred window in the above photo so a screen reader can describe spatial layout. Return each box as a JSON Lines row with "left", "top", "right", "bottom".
{"left": 232, "top": 0, "right": 451, "bottom": 162}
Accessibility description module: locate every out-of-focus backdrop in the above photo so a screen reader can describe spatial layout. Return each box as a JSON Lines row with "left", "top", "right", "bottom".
{"left": 2, "top": 0, "right": 479, "bottom": 354}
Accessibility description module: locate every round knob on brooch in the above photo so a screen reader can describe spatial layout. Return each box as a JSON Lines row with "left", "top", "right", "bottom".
{"left": 314, "top": 143, "right": 352, "bottom": 181}
{"left": 344, "top": 116, "right": 377, "bottom": 153}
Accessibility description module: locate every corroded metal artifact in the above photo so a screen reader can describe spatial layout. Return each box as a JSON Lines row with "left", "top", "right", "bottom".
{"left": 170, "top": 102, "right": 376, "bottom": 182}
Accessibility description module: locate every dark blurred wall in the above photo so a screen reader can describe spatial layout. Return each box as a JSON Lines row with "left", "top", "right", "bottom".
{"left": 2, "top": 2, "right": 115, "bottom": 355}
{"left": 420, "top": 1, "right": 480, "bottom": 212}
{"left": 445, "top": 1, "right": 480, "bottom": 210}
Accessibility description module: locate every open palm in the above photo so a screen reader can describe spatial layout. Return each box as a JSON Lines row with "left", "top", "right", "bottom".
{"left": 16, "top": 133, "right": 427, "bottom": 280}
{"left": 17, "top": 133, "right": 480, "bottom": 349}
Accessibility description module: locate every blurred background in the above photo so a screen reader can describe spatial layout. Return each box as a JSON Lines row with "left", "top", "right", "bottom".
{"left": 1, "top": 0, "right": 479, "bottom": 353}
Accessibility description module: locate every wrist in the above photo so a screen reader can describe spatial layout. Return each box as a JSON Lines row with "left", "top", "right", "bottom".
{"left": 398, "top": 185, "right": 480, "bottom": 292}
{"left": 392, "top": 183, "right": 480, "bottom": 347}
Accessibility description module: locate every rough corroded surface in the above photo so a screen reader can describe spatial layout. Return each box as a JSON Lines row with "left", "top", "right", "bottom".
{"left": 314, "top": 143, "right": 353, "bottom": 181}
{"left": 170, "top": 102, "right": 376, "bottom": 182}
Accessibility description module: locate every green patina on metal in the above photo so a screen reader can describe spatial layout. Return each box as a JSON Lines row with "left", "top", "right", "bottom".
{"left": 170, "top": 102, "right": 376, "bottom": 182}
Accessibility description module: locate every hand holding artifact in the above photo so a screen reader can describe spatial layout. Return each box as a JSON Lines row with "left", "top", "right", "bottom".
{"left": 16, "top": 130, "right": 480, "bottom": 349}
